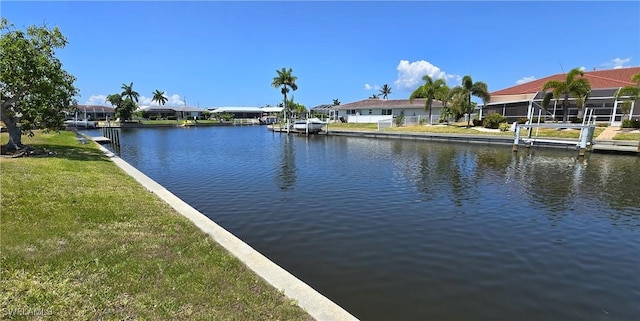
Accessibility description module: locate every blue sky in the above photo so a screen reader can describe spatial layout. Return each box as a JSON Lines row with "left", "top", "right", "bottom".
{"left": 4, "top": 1, "right": 640, "bottom": 108}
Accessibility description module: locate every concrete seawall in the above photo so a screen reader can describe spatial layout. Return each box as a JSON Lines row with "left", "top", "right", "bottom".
{"left": 325, "top": 129, "right": 639, "bottom": 155}
{"left": 96, "top": 144, "right": 359, "bottom": 321}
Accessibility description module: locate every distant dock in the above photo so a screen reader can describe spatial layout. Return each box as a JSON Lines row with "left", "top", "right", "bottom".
{"left": 90, "top": 136, "right": 111, "bottom": 144}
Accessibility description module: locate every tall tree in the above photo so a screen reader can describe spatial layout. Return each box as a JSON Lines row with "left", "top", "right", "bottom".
{"left": 152, "top": 89, "right": 168, "bottom": 106}
{"left": 380, "top": 84, "right": 392, "bottom": 99}
{"left": 450, "top": 75, "right": 490, "bottom": 127}
{"left": 121, "top": 82, "right": 139, "bottom": 103}
{"left": 271, "top": 67, "right": 298, "bottom": 127}
{"left": 409, "top": 75, "right": 447, "bottom": 125}
{"left": 332, "top": 98, "right": 341, "bottom": 106}
{"left": 541, "top": 68, "right": 591, "bottom": 122}
{"left": 434, "top": 84, "right": 452, "bottom": 123}
{"left": 369, "top": 94, "right": 380, "bottom": 99}
{"left": 105, "top": 94, "right": 122, "bottom": 109}
{"left": 615, "top": 72, "right": 640, "bottom": 119}
{"left": 0, "top": 18, "right": 78, "bottom": 150}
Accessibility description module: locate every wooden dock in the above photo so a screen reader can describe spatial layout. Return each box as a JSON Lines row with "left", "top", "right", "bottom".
{"left": 90, "top": 136, "right": 111, "bottom": 144}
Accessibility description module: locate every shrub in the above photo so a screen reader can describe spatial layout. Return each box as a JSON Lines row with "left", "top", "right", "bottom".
{"left": 167, "top": 116, "right": 178, "bottom": 120}
{"left": 516, "top": 117, "right": 528, "bottom": 124}
{"left": 499, "top": 123, "right": 511, "bottom": 132}
{"left": 571, "top": 118, "right": 583, "bottom": 124}
{"left": 419, "top": 117, "right": 426, "bottom": 125}
{"left": 395, "top": 111, "right": 405, "bottom": 127}
{"left": 482, "top": 113, "right": 507, "bottom": 129}
{"left": 531, "top": 117, "right": 545, "bottom": 123}
{"left": 622, "top": 119, "right": 640, "bottom": 129}
{"left": 472, "top": 119, "right": 483, "bottom": 127}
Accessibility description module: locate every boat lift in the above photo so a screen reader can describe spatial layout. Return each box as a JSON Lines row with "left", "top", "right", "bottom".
{"left": 513, "top": 108, "right": 597, "bottom": 158}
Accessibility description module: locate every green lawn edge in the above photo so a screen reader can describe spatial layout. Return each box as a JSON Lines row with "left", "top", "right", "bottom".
{"left": 326, "top": 123, "right": 615, "bottom": 140}
{"left": 0, "top": 131, "right": 312, "bottom": 321}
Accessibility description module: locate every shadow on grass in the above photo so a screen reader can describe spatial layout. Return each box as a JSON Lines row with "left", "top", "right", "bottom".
{"left": 36, "top": 142, "right": 111, "bottom": 162}
{"left": 1, "top": 142, "right": 111, "bottom": 162}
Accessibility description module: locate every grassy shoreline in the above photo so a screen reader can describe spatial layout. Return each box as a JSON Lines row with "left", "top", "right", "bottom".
{"left": 0, "top": 131, "right": 312, "bottom": 320}
{"left": 325, "top": 122, "right": 634, "bottom": 140}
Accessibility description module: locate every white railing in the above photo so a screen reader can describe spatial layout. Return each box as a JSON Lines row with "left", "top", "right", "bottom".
{"left": 233, "top": 118, "right": 260, "bottom": 125}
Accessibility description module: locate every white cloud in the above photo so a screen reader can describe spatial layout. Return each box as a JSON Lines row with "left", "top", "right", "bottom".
{"left": 601, "top": 57, "right": 632, "bottom": 69}
{"left": 515, "top": 76, "right": 536, "bottom": 85}
{"left": 85, "top": 94, "right": 107, "bottom": 105}
{"left": 364, "top": 83, "right": 380, "bottom": 91}
{"left": 612, "top": 57, "right": 631, "bottom": 69}
{"left": 87, "top": 93, "right": 186, "bottom": 106}
{"left": 394, "top": 60, "right": 454, "bottom": 91}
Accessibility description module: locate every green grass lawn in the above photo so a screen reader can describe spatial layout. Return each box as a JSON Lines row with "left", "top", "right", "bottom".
{"left": 325, "top": 122, "right": 378, "bottom": 131}
{"left": 140, "top": 119, "right": 180, "bottom": 125}
{"left": 613, "top": 132, "right": 640, "bottom": 141}
{"left": 327, "top": 122, "right": 605, "bottom": 139}
{"left": 0, "top": 131, "right": 312, "bottom": 321}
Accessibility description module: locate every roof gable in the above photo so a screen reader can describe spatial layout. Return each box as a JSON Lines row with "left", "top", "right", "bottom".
{"left": 492, "top": 66, "right": 640, "bottom": 96}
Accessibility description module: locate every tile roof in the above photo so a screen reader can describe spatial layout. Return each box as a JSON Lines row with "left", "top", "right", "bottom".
{"left": 335, "top": 98, "right": 443, "bottom": 109}
{"left": 492, "top": 66, "right": 640, "bottom": 96}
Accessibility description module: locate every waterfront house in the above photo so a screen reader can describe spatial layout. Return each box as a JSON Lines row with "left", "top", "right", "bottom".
{"left": 482, "top": 66, "right": 640, "bottom": 125}
{"left": 139, "top": 105, "right": 205, "bottom": 119}
{"left": 332, "top": 98, "right": 441, "bottom": 123}
{"left": 207, "top": 106, "right": 284, "bottom": 119}
{"left": 309, "top": 104, "right": 334, "bottom": 117}
{"left": 72, "top": 105, "right": 116, "bottom": 121}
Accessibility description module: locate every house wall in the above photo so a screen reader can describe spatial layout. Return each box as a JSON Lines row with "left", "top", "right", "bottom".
{"left": 347, "top": 115, "right": 393, "bottom": 123}
{"left": 342, "top": 107, "right": 441, "bottom": 123}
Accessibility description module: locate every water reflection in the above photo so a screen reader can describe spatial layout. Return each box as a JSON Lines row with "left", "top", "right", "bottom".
{"left": 275, "top": 134, "right": 297, "bottom": 190}
{"left": 106, "top": 127, "right": 640, "bottom": 321}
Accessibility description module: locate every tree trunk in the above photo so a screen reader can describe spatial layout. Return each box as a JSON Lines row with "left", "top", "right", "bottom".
{"left": 467, "top": 95, "right": 472, "bottom": 128}
{"left": 0, "top": 104, "right": 24, "bottom": 150}
{"left": 562, "top": 95, "right": 569, "bottom": 122}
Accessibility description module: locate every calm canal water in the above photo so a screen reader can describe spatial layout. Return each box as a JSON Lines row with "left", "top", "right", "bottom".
{"left": 96, "top": 125, "right": 639, "bottom": 321}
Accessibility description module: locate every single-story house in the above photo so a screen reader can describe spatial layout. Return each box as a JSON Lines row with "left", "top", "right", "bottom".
{"left": 207, "top": 106, "right": 284, "bottom": 119}
{"left": 71, "top": 105, "right": 116, "bottom": 121}
{"left": 482, "top": 66, "right": 640, "bottom": 125}
{"left": 332, "top": 98, "right": 442, "bottom": 123}
{"left": 138, "top": 105, "right": 206, "bottom": 119}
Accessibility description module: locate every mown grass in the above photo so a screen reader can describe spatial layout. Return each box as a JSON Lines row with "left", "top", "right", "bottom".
{"left": 0, "top": 131, "right": 312, "bottom": 321}
{"left": 385, "top": 125, "right": 513, "bottom": 135}
{"left": 613, "top": 132, "right": 640, "bottom": 141}
{"left": 325, "top": 122, "right": 378, "bottom": 131}
{"left": 327, "top": 122, "right": 605, "bottom": 139}
{"left": 523, "top": 127, "right": 605, "bottom": 139}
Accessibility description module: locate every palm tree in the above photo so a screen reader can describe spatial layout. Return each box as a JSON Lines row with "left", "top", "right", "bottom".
{"left": 121, "top": 82, "right": 139, "bottom": 103}
{"left": 380, "top": 84, "right": 392, "bottom": 99}
{"left": 450, "top": 75, "right": 491, "bottom": 127}
{"left": 409, "top": 75, "right": 447, "bottom": 125}
{"left": 271, "top": 67, "right": 298, "bottom": 130}
{"left": 332, "top": 98, "right": 341, "bottom": 106}
{"left": 369, "top": 94, "right": 380, "bottom": 99}
{"left": 615, "top": 72, "right": 640, "bottom": 119}
{"left": 152, "top": 89, "right": 168, "bottom": 106}
{"left": 434, "top": 84, "right": 452, "bottom": 123}
{"left": 541, "top": 68, "right": 591, "bottom": 122}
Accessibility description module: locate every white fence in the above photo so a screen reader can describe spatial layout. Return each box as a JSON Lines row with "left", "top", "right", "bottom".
{"left": 376, "top": 115, "right": 447, "bottom": 130}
